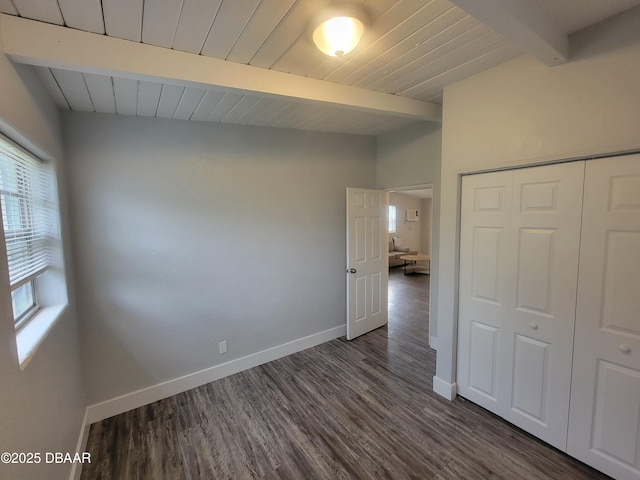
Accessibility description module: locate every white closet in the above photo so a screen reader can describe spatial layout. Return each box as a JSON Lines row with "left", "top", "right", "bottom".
{"left": 457, "top": 154, "right": 640, "bottom": 480}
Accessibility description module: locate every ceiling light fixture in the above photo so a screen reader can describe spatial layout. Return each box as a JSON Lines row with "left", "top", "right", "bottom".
{"left": 308, "top": 4, "right": 368, "bottom": 57}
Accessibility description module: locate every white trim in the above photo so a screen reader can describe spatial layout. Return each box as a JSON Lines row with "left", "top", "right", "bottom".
{"left": 385, "top": 183, "right": 434, "bottom": 193}
{"left": 69, "top": 409, "right": 90, "bottom": 480}
{"left": 86, "top": 325, "right": 346, "bottom": 424}
{"left": 433, "top": 375, "right": 457, "bottom": 400}
{"left": 16, "top": 303, "right": 66, "bottom": 369}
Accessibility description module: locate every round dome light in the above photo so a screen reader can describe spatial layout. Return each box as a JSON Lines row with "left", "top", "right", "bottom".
{"left": 309, "top": 5, "right": 368, "bottom": 57}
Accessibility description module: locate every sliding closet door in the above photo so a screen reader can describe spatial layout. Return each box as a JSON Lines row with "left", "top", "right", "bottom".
{"left": 568, "top": 154, "right": 640, "bottom": 480}
{"left": 458, "top": 162, "right": 584, "bottom": 450}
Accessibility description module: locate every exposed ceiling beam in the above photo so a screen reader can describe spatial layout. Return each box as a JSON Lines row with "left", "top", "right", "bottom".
{"left": 448, "top": 0, "right": 569, "bottom": 66}
{"left": 0, "top": 14, "right": 442, "bottom": 122}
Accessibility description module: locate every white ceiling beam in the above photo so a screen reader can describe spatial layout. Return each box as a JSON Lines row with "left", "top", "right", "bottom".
{"left": 0, "top": 14, "right": 442, "bottom": 122}
{"left": 448, "top": 0, "right": 569, "bottom": 66}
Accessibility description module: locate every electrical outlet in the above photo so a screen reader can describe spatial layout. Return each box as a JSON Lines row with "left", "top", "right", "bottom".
{"left": 219, "top": 340, "right": 227, "bottom": 354}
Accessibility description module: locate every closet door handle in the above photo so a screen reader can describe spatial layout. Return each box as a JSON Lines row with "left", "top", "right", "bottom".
{"left": 619, "top": 344, "right": 631, "bottom": 354}
{"left": 530, "top": 322, "right": 539, "bottom": 330}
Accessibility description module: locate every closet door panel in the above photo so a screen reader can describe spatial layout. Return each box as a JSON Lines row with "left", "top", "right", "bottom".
{"left": 458, "top": 162, "right": 584, "bottom": 451}
{"left": 458, "top": 171, "right": 513, "bottom": 412}
{"left": 568, "top": 154, "right": 640, "bottom": 480}
{"left": 503, "top": 162, "right": 585, "bottom": 451}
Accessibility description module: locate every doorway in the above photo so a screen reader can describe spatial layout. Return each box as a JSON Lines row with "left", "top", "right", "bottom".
{"left": 387, "top": 186, "right": 433, "bottom": 342}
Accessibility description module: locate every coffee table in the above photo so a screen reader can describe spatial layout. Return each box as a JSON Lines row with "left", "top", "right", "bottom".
{"left": 399, "top": 254, "right": 430, "bottom": 275}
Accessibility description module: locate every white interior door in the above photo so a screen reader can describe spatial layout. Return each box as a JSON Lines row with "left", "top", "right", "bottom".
{"left": 346, "top": 188, "right": 388, "bottom": 340}
{"left": 567, "top": 154, "right": 640, "bottom": 480}
{"left": 458, "top": 162, "right": 584, "bottom": 450}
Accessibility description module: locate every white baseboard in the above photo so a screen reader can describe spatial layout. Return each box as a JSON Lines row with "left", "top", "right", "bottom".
{"left": 69, "top": 409, "right": 90, "bottom": 480}
{"left": 86, "top": 324, "right": 346, "bottom": 424}
{"left": 433, "top": 375, "right": 457, "bottom": 400}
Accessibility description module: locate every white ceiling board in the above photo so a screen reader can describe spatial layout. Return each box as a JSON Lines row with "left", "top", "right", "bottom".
{"left": 449, "top": 0, "right": 568, "bottom": 65}
{"left": 58, "top": 0, "right": 104, "bottom": 34}
{"left": 532, "top": 0, "right": 640, "bottom": 34}
{"left": 392, "top": 33, "right": 506, "bottom": 95}
{"left": 406, "top": 42, "right": 521, "bottom": 100}
{"left": 156, "top": 85, "right": 185, "bottom": 119}
{"left": 173, "top": 87, "right": 206, "bottom": 120}
{"left": 172, "top": 0, "right": 222, "bottom": 54}
{"left": 34, "top": 67, "right": 69, "bottom": 109}
{"left": 266, "top": 103, "right": 300, "bottom": 128}
{"left": 102, "top": 0, "right": 143, "bottom": 42}
{"left": 226, "top": 0, "right": 297, "bottom": 65}
{"left": 368, "top": 24, "right": 492, "bottom": 93}
{"left": 113, "top": 77, "right": 137, "bottom": 115}
{"left": 200, "top": 0, "right": 261, "bottom": 59}
{"left": 189, "top": 90, "right": 225, "bottom": 121}
{"left": 208, "top": 92, "right": 243, "bottom": 122}
{"left": 295, "top": 105, "right": 338, "bottom": 131}
{"left": 220, "top": 95, "right": 261, "bottom": 123}
{"left": 352, "top": 12, "right": 475, "bottom": 89}
{"left": 84, "top": 73, "right": 116, "bottom": 114}
{"left": 303, "top": 0, "right": 394, "bottom": 80}
{"left": 2, "top": 0, "right": 636, "bottom": 136}
{"left": 248, "top": 99, "right": 290, "bottom": 126}
{"left": 11, "top": 0, "right": 62, "bottom": 24}
{"left": 51, "top": 68, "right": 94, "bottom": 111}
{"left": 136, "top": 81, "right": 162, "bottom": 117}
{"left": 268, "top": 34, "right": 326, "bottom": 76}
{"left": 236, "top": 97, "right": 277, "bottom": 125}
{"left": 340, "top": 5, "right": 465, "bottom": 87}
{"left": 272, "top": 0, "right": 389, "bottom": 78}
{"left": 0, "top": 15, "right": 441, "bottom": 121}
{"left": 0, "top": 0, "right": 18, "bottom": 15}
{"left": 141, "top": 0, "right": 183, "bottom": 48}
{"left": 248, "top": 0, "right": 333, "bottom": 69}
{"left": 324, "top": 0, "right": 447, "bottom": 84}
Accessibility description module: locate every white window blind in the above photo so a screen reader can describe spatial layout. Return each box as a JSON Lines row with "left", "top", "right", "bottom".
{"left": 0, "top": 138, "right": 53, "bottom": 289}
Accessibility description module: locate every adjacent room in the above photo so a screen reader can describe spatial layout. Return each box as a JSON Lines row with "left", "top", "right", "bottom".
{"left": 1, "top": 1, "right": 639, "bottom": 479}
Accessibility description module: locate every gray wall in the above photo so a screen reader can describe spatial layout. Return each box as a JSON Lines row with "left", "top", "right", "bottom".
{"left": 435, "top": 7, "right": 640, "bottom": 391}
{"left": 0, "top": 23, "right": 84, "bottom": 480}
{"left": 376, "top": 121, "right": 441, "bottom": 190}
{"left": 64, "top": 112, "right": 377, "bottom": 405}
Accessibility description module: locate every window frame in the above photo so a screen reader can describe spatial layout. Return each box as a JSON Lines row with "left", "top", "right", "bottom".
{"left": 0, "top": 133, "right": 67, "bottom": 368}
{"left": 13, "top": 280, "right": 39, "bottom": 330}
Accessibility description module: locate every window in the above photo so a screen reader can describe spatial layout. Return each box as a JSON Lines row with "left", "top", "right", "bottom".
{"left": 389, "top": 205, "right": 396, "bottom": 233}
{"left": 0, "top": 134, "right": 66, "bottom": 366}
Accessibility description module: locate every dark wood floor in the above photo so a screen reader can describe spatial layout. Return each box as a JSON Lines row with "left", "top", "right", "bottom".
{"left": 81, "top": 268, "right": 608, "bottom": 479}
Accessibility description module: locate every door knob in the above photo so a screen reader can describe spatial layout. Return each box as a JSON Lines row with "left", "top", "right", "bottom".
{"left": 530, "top": 322, "right": 539, "bottom": 330}
{"left": 349, "top": 268, "right": 357, "bottom": 273}
{"left": 619, "top": 344, "right": 631, "bottom": 354}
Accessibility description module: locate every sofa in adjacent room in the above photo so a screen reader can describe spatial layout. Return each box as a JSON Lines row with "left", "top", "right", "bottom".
{"left": 388, "top": 237, "right": 418, "bottom": 267}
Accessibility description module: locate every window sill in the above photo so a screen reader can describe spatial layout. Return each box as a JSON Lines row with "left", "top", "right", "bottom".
{"left": 16, "top": 303, "right": 67, "bottom": 369}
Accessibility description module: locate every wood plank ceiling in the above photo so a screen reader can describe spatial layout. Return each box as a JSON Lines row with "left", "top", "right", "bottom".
{"left": 0, "top": 0, "right": 637, "bottom": 134}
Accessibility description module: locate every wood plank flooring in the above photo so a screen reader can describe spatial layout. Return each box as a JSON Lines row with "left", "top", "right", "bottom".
{"left": 81, "top": 268, "right": 608, "bottom": 479}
